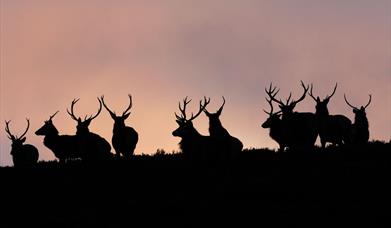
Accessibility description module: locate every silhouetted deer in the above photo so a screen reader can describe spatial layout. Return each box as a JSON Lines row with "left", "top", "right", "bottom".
{"left": 344, "top": 94, "right": 372, "bottom": 144}
{"left": 5, "top": 119, "right": 39, "bottom": 167}
{"left": 35, "top": 111, "right": 81, "bottom": 163}
{"left": 173, "top": 97, "right": 223, "bottom": 161}
{"left": 100, "top": 95, "right": 138, "bottom": 158}
{"left": 308, "top": 83, "right": 351, "bottom": 148}
{"left": 204, "top": 96, "right": 243, "bottom": 158}
{"left": 261, "top": 84, "right": 287, "bottom": 152}
{"left": 266, "top": 81, "right": 318, "bottom": 150}
{"left": 67, "top": 98, "right": 112, "bottom": 161}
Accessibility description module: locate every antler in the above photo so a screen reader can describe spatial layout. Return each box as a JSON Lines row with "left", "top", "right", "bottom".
{"left": 175, "top": 96, "right": 192, "bottom": 121}
{"left": 49, "top": 111, "right": 59, "bottom": 121}
{"left": 5, "top": 120, "right": 13, "bottom": 140}
{"left": 325, "top": 83, "right": 337, "bottom": 100}
{"left": 19, "top": 118, "right": 30, "bottom": 139}
{"left": 67, "top": 98, "right": 80, "bottom": 121}
{"left": 100, "top": 95, "right": 116, "bottom": 116}
{"left": 308, "top": 84, "right": 317, "bottom": 101}
{"left": 263, "top": 98, "right": 274, "bottom": 116}
{"left": 122, "top": 94, "right": 133, "bottom": 116}
{"left": 364, "top": 94, "right": 372, "bottom": 109}
{"left": 265, "top": 83, "right": 284, "bottom": 106}
{"left": 217, "top": 96, "right": 226, "bottom": 113}
{"left": 189, "top": 97, "right": 210, "bottom": 121}
{"left": 289, "top": 81, "right": 309, "bottom": 107}
{"left": 85, "top": 98, "right": 102, "bottom": 121}
{"left": 344, "top": 94, "right": 358, "bottom": 110}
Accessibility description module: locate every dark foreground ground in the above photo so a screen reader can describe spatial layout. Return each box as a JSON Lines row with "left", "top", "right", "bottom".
{"left": 1, "top": 142, "right": 390, "bottom": 227}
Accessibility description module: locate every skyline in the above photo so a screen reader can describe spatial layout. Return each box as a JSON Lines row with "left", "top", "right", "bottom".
{"left": 1, "top": 0, "right": 390, "bottom": 166}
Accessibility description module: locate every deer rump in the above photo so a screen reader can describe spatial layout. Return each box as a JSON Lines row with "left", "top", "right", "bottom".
{"left": 317, "top": 115, "right": 351, "bottom": 146}
{"left": 77, "top": 133, "right": 112, "bottom": 161}
{"left": 11, "top": 144, "right": 39, "bottom": 167}
{"left": 282, "top": 112, "right": 318, "bottom": 150}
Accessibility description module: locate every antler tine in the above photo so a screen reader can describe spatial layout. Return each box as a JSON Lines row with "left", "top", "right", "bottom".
{"left": 290, "top": 81, "right": 309, "bottom": 106}
{"left": 308, "top": 84, "right": 317, "bottom": 101}
{"left": 5, "top": 120, "right": 13, "bottom": 139}
{"left": 364, "top": 94, "right": 372, "bottom": 109}
{"left": 86, "top": 98, "right": 103, "bottom": 121}
{"left": 19, "top": 118, "right": 30, "bottom": 139}
{"left": 263, "top": 97, "right": 273, "bottom": 115}
{"left": 178, "top": 96, "right": 191, "bottom": 120}
{"left": 122, "top": 94, "right": 133, "bottom": 116}
{"left": 286, "top": 93, "right": 292, "bottom": 105}
{"left": 265, "top": 83, "right": 284, "bottom": 106}
{"left": 49, "top": 111, "right": 59, "bottom": 121}
{"left": 67, "top": 98, "right": 80, "bottom": 121}
{"left": 189, "top": 96, "right": 210, "bottom": 121}
{"left": 217, "top": 96, "right": 226, "bottom": 113}
{"left": 100, "top": 95, "right": 116, "bottom": 116}
{"left": 344, "top": 94, "right": 358, "bottom": 110}
{"left": 326, "top": 83, "right": 337, "bottom": 100}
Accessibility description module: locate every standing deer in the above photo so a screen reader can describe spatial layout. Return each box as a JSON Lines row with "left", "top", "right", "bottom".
{"left": 344, "top": 94, "right": 372, "bottom": 144}
{"left": 5, "top": 119, "right": 39, "bottom": 167}
{"left": 172, "top": 96, "right": 222, "bottom": 161}
{"left": 266, "top": 81, "right": 318, "bottom": 150}
{"left": 308, "top": 83, "right": 352, "bottom": 148}
{"left": 261, "top": 84, "right": 287, "bottom": 152}
{"left": 67, "top": 98, "right": 112, "bottom": 161}
{"left": 203, "top": 96, "right": 243, "bottom": 158}
{"left": 35, "top": 111, "right": 81, "bottom": 163}
{"left": 100, "top": 95, "right": 138, "bottom": 158}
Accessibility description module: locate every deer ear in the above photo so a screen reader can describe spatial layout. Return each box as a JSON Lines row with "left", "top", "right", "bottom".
{"left": 204, "top": 110, "right": 210, "bottom": 116}
{"left": 109, "top": 112, "right": 117, "bottom": 119}
{"left": 21, "top": 137, "right": 26, "bottom": 143}
{"left": 353, "top": 109, "right": 358, "bottom": 114}
{"left": 123, "top": 113, "right": 131, "bottom": 119}
{"left": 316, "top": 97, "right": 320, "bottom": 102}
{"left": 176, "top": 120, "right": 182, "bottom": 125}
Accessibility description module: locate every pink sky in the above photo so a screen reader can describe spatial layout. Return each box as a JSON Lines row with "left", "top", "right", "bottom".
{"left": 1, "top": 0, "right": 390, "bottom": 166}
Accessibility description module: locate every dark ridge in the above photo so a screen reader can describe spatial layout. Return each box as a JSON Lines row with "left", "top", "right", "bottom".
{"left": 1, "top": 141, "right": 390, "bottom": 227}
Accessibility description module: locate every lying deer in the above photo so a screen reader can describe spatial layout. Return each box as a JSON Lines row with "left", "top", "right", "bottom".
{"left": 344, "top": 94, "right": 372, "bottom": 144}
{"left": 308, "top": 83, "right": 351, "bottom": 148}
{"left": 67, "top": 98, "right": 112, "bottom": 161}
{"left": 100, "top": 95, "right": 138, "bottom": 158}
{"left": 204, "top": 96, "right": 243, "bottom": 158}
{"left": 35, "top": 111, "right": 81, "bottom": 163}
{"left": 5, "top": 119, "right": 39, "bottom": 167}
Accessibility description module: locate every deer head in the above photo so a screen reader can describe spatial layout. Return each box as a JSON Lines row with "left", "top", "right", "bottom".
{"left": 204, "top": 96, "right": 225, "bottom": 121}
{"left": 308, "top": 83, "right": 337, "bottom": 116}
{"left": 100, "top": 94, "right": 133, "bottom": 129}
{"left": 67, "top": 98, "right": 102, "bottom": 135}
{"left": 344, "top": 94, "right": 372, "bottom": 121}
{"left": 172, "top": 96, "right": 210, "bottom": 138}
{"left": 35, "top": 111, "right": 60, "bottom": 136}
{"left": 5, "top": 119, "right": 31, "bottom": 150}
{"left": 265, "top": 81, "right": 309, "bottom": 116}
{"left": 262, "top": 84, "right": 282, "bottom": 128}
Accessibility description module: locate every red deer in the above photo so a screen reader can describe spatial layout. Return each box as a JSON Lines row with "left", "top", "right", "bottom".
{"left": 266, "top": 81, "right": 318, "bottom": 151}
{"left": 35, "top": 111, "right": 81, "bottom": 163}
{"left": 67, "top": 98, "right": 112, "bottom": 161}
{"left": 172, "top": 96, "right": 224, "bottom": 161}
{"left": 344, "top": 94, "right": 372, "bottom": 144}
{"left": 308, "top": 83, "right": 351, "bottom": 148}
{"left": 5, "top": 119, "right": 39, "bottom": 167}
{"left": 100, "top": 95, "right": 138, "bottom": 158}
{"left": 204, "top": 96, "right": 243, "bottom": 158}
{"left": 261, "top": 84, "right": 287, "bottom": 152}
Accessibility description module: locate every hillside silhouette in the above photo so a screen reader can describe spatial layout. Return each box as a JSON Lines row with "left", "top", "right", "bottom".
{"left": 1, "top": 141, "right": 389, "bottom": 227}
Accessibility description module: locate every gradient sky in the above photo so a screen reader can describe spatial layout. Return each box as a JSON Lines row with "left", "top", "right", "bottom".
{"left": 1, "top": 0, "right": 390, "bottom": 166}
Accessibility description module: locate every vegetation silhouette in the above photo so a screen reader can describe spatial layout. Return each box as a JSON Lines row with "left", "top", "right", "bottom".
{"left": 344, "top": 94, "right": 372, "bottom": 144}
{"left": 35, "top": 111, "right": 82, "bottom": 163}
{"left": 100, "top": 94, "right": 138, "bottom": 158}
{"left": 204, "top": 96, "right": 243, "bottom": 160}
{"left": 266, "top": 81, "right": 318, "bottom": 150}
{"left": 261, "top": 86, "right": 287, "bottom": 152}
{"left": 5, "top": 119, "right": 39, "bottom": 167}
{"left": 308, "top": 83, "right": 351, "bottom": 148}
{"left": 67, "top": 98, "right": 112, "bottom": 161}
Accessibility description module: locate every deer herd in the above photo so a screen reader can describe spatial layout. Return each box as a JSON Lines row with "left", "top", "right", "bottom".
{"left": 5, "top": 82, "right": 372, "bottom": 167}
